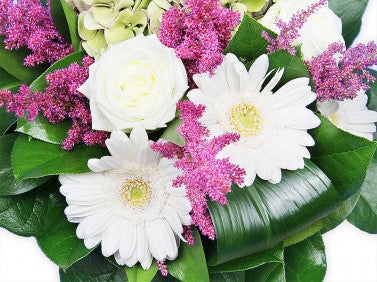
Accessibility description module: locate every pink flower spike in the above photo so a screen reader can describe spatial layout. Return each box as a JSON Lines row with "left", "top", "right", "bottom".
{"left": 152, "top": 101, "right": 245, "bottom": 239}
{"left": 159, "top": 0, "right": 240, "bottom": 86}
{"left": 0, "top": 56, "right": 109, "bottom": 149}
{"left": 307, "top": 42, "right": 377, "bottom": 102}
{"left": 262, "top": 0, "right": 327, "bottom": 55}
{"left": 0, "top": 0, "right": 73, "bottom": 66}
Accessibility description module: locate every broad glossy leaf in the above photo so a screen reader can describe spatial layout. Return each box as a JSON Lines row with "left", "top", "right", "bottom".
{"left": 310, "top": 115, "right": 377, "bottom": 199}
{"left": 0, "top": 67, "right": 21, "bottom": 90}
{"left": 348, "top": 152, "right": 377, "bottom": 233}
{"left": 210, "top": 271, "right": 246, "bottom": 282}
{"left": 267, "top": 50, "right": 311, "bottom": 90}
{"left": 60, "top": 0, "right": 81, "bottom": 51}
{"left": 0, "top": 133, "right": 49, "bottom": 196}
{"left": 60, "top": 249, "right": 127, "bottom": 282}
{"left": 245, "top": 263, "right": 285, "bottom": 282}
{"left": 208, "top": 244, "right": 283, "bottom": 273}
{"left": 17, "top": 115, "right": 72, "bottom": 144}
{"left": 0, "top": 38, "right": 46, "bottom": 83}
{"left": 321, "top": 187, "right": 361, "bottom": 233}
{"left": 328, "top": 0, "right": 368, "bottom": 47}
{"left": 0, "top": 179, "right": 92, "bottom": 268}
{"left": 126, "top": 263, "right": 158, "bottom": 282}
{"left": 224, "top": 15, "right": 276, "bottom": 62}
{"left": 50, "top": 0, "right": 72, "bottom": 44}
{"left": 207, "top": 160, "right": 340, "bottom": 265}
{"left": 11, "top": 134, "right": 107, "bottom": 182}
{"left": 283, "top": 220, "right": 324, "bottom": 247}
{"left": 168, "top": 229, "right": 209, "bottom": 282}
{"left": 0, "top": 107, "right": 16, "bottom": 136}
{"left": 30, "top": 51, "right": 85, "bottom": 92}
{"left": 284, "top": 233, "right": 326, "bottom": 282}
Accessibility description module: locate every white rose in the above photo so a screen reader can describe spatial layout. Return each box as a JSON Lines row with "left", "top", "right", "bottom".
{"left": 78, "top": 34, "right": 188, "bottom": 132}
{"left": 259, "top": 0, "right": 344, "bottom": 60}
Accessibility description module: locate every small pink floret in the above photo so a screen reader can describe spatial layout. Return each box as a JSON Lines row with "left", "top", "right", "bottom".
{"left": 152, "top": 101, "right": 245, "bottom": 239}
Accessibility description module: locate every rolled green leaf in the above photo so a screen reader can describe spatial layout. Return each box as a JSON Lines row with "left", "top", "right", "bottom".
{"left": 310, "top": 115, "right": 377, "bottom": 200}
{"left": 207, "top": 160, "right": 340, "bottom": 265}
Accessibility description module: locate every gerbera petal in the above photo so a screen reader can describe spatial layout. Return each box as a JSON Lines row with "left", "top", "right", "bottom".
{"left": 101, "top": 218, "right": 123, "bottom": 257}
{"left": 224, "top": 53, "right": 249, "bottom": 93}
{"left": 248, "top": 54, "right": 269, "bottom": 93}
{"left": 119, "top": 221, "right": 137, "bottom": 259}
{"left": 88, "top": 156, "right": 122, "bottom": 172}
{"left": 262, "top": 68, "right": 284, "bottom": 94}
{"left": 130, "top": 126, "right": 149, "bottom": 148}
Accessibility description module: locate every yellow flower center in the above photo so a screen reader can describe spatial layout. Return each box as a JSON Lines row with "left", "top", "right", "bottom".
{"left": 230, "top": 103, "right": 263, "bottom": 137}
{"left": 330, "top": 113, "right": 339, "bottom": 125}
{"left": 121, "top": 179, "right": 152, "bottom": 208}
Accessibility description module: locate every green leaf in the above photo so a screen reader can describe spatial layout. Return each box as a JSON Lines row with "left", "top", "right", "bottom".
{"left": 210, "top": 271, "right": 246, "bottom": 282}
{"left": 0, "top": 67, "right": 21, "bottom": 90}
{"left": 50, "top": 0, "right": 72, "bottom": 44}
{"left": 30, "top": 51, "right": 85, "bottom": 92}
{"left": 126, "top": 263, "right": 158, "bottom": 282}
{"left": 60, "top": 249, "right": 127, "bottom": 282}
{"left": 207, "top": 160, "right": 340, "bottom": 265}
{"left": 224, "top": 15, "right": 276, "bottom": 62}
{"left": 0, "top": 38, "right": 46, "bottom": 83}
{"left": 320, "top": 187, "right": 361, "bottom": 233}
{"left": 309, "top": 115, "right": 377, "bottom": 199}
{"left": 284, "top": 233, "right": 326, "bottom": 282}
{"left": 161, "top": 118, "right": 184, "bottom": 146}
{"left": 0, "top": 107, "right": 16, "bottom": 136}
{"left": 267, "top": 50, "right": 311, "bottom": 90}
{"left": 245, "top": 233, "right": 326, "bottom": 282}
{"left": 0, "top": 179, "right": 92, "bottom": 268}
{"left": 0, "top": 133, "right": 50, "bottom": 196}
{"left": 208, "top": 244, "right": 283, "bottom": 273}
{"left": 348, "top": 152, "right": 377, "bottom": 233}
{"left": 60, "top": 0, "right": 81, "bottom": 51}
{"left": 168, "top": 228, "right": 209, "bottom": 282}
{"left": 245, "top": 263, "right": 285, "bottom": 282}
{"left": 16, "top": 115, "right": 72, "bottom": 144}
{"left": 11, "top": 134, "right": 107, "bottom": 182}
{"left": 283, "top": 220, "right": 324, "bottom": 248}
{"left": 328, "top": 0, "right": 368, "bottom": 47}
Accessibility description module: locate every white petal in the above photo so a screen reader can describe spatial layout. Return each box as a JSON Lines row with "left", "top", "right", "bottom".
{"left": 84, "top": 234, "right": 101, "bottom": 249}
{"left": 76, "top": 210, "right": 111, "bottom": 238}
{"left": 130, "top": 126, "right": 149, "bottom": 149}
{"left": 248, "top": 54, "right": 269, "bottom": 93}
{"left": 101, "top": 218, "right": 123, "bottom": 257}
{"left": 348, "top": 111, "right": 377, "bottom": 123}
{"left": 140, "top": 253, "right": 153, "bottom": 270}
{"left": 163, "top": 206, "right": 185, "bottom": 241}
{"left": 118, "top": 222, "right": 137, "bottom": 259}
{"left": 262, "top": 68, "right": 284, "bottom": 94}
{"left": 168, "top": 196, "right": 192, "bottom": 214}
{"left": 88, "top": 156, "right": 122, "bottom": 172}
{"left": 224, "top": 53, "right": 249, "bottom": 93}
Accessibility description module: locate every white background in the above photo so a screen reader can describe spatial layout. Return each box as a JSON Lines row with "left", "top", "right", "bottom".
{"left": 1, "top": 1, "right": 377, "bottom": 281}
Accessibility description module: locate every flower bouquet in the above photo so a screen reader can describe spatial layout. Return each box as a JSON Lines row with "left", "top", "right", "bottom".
{"left": 0, "top": 0, "right": 376, "bottom": 281}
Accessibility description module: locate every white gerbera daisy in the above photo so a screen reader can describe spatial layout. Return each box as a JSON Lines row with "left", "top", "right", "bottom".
{"left": 59, "top": 127, "right": 191, "bottom": 269}
{"left": 317, "top": 91, "right": 377, "bottom": 141}
{"left": 187, "top": 53, "right": 320, "bottom": 186}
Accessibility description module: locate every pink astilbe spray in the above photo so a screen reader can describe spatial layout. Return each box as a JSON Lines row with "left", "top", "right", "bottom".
{"left": 0, "top": 56, "right": 108, "bottom": 150}
{"left": 262, "top": 0, "right": 327, "bottom": 56}
{"left": 307, "top": 42, "right": 377, "bottom": 102}
{"left": 156, "top": 261, "right": 169, "bottom": 277}
{"left": 0, "top": 0, "right": 73, "bottom": 66}
{"left": 159, "top": 0, "right": 240, "bottom": 86}
{"left": 152, "top": 101, "right": 245, "bottom": 239}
